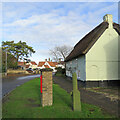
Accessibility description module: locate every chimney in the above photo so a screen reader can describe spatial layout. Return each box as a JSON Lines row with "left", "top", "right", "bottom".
{"left": 45, "top": 59, "right": 47, "bottom": 61}
{"left": 48, "top": 58, "right": 50, "bottom": 61}
{"left": 103, "top": 14, "right": 113, "bottom": 28}
{"left": 59, "top": 58, "right": 61, "bottom": 62}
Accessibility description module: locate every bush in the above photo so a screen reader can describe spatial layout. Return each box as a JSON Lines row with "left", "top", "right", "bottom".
{"left": 55, "top": 67, "right": 66, "bottom": 75}
{"left": 41, "top": 68, "right": 53, "bottom": 71}
{"left": 62, "top": 68, "right": 65, "bottom": 74}
{"left": 55, "top": 67, "right": 62, "bottom": 73}
{"left": 2, "top": 65, "right": 6, "bottom": 73}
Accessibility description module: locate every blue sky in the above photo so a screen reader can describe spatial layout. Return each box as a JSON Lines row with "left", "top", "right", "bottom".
{"left": 2, "top": 2, "right": 118, "bottom": 63}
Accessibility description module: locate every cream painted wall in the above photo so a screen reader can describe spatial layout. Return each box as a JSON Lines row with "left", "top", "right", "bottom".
{"left": 86, "top": 27, "right": 119, "bottom": 81}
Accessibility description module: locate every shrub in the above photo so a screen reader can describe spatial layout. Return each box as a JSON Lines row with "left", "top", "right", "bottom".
{"left": 41, "top": 68, "right": 53, "bottom": 71}
{"left": 62, "top": 68, "right": 65, "bottom": 74}
{"left": 55, "top": 67, "right": 66, "bottom": 75}
{"left": 55, "top": 67, "right": 62, "bottom": 73}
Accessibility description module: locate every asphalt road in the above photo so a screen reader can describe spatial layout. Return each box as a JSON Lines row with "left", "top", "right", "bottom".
{"left": 2, "top": 74, "right": 40, "bottom": 97}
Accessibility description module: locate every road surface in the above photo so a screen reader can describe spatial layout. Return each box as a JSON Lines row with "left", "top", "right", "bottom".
{"left": 2, "top": 74, "right": 40, "bottom": 97}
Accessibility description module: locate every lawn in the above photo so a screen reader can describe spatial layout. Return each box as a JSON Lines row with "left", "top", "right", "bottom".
{"left": 2, "top": 78, "right": 114, "bottom": 118}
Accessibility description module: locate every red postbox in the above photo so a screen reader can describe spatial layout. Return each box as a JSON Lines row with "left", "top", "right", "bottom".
{"left": 40, "top": 73, "right": 42, "bottom": 94}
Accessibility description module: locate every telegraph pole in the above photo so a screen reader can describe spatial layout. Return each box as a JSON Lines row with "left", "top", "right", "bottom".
{"left": 5, "top": 51, "right": 7, "bottom": 76}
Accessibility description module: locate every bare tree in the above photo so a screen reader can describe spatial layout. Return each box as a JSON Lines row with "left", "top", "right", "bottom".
{"left": 49, "top": 45, "right": 73, "bottom": 62}
{"left": 49, "top": 49, "right": 59, "bottom": 62}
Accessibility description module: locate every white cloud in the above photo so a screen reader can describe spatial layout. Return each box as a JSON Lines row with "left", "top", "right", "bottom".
{"left": 29, "top": 49, "right": 50, "bottom": 63}
{"left": 2, "top": 2, "right": 118, "bottom": 62}
{"left": 3, "top": 11, "right": 93, "bottom": 44}
{"left": 85, "top": 2, "right": 118, "bottom": 24}
{"left": 3, "top": 10, "right": 93, "bottom": 61}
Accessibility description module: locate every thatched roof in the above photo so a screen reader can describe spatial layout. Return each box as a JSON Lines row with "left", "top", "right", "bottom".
{"left": 65, "top": 22, "right": 120, "bottom": 62}
{"left": 113, "top": 23, "right": 120, "bottom": 35}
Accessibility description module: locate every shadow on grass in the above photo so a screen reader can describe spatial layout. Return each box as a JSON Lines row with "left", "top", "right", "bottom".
{"left": 33, "top": 84, "right": 42, "bottom": 106}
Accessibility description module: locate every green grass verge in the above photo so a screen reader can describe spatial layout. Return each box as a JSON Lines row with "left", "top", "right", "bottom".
{"left": 2, "top": 78, "right": 114, "bottom": 118}
{"left": 55, "top": 72, "right": 65, "bottom": 77}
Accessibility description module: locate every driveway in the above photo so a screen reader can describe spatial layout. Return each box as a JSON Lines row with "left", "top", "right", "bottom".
{"left": 53, "top": 76, "right": 120, "bottom": 117}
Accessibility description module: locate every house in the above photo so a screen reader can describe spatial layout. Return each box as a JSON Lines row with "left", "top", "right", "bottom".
{"left": 26, "top": 61, "right": 37, "bottom": 69}
{"left": 65, "top": 14, "right": 119, "bottom": 82}
{"left": 38, "top": 59, "right": 58, "bottom": 72}
{"left": 18, "top": 61, "right": 37, "bottom": 69}
{"left": 18, "top": 62, "right": 26, "bottom": 69}
{"left": 56, "top": 61, "right": 65, "bottom": 69}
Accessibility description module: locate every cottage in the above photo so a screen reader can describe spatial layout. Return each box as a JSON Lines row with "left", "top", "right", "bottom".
{"left": 26, "top": 61, "right": 37, "bottom": 69}
{"left": 18, "top": 61, "right": 37, "bottom": 69}
{"left": 56, "top": 61, "right": 65, "bottom": 69}
{"left": 38, "top": 59, "right": 58, "bottom": 72}
{"left": 18, "top": 62, "right": 26, "bottom": 69}
{"left": 65, "top": 14, "right": 120, "bottom": 82}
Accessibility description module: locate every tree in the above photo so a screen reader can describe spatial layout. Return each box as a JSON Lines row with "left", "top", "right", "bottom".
{"left": 2, "top": 41, "right": 35, "bottom": 61}
{"left": 2, "top": 51, "right": 18, "bottom": 71}
{"left": 24, "top": 58, "right": 31, "bottom": 63}
{"left": 49, "top": 49, "right": 59, "bottom": 62}
{"left": 49, "top": 45, "right": 73, "bottom": 62}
